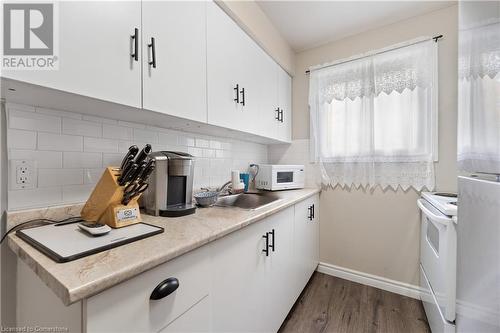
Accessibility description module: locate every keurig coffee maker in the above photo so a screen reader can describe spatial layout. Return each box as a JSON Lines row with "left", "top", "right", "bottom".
{"left": 143, "top": 151, "right": 196, "bottom": 217}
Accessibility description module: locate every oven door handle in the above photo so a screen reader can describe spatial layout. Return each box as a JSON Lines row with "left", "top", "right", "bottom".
{"left": 417, "top": 199, "right": 453, "bottom": 227}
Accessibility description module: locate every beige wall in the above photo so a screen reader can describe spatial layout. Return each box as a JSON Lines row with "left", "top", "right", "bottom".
{"left": 293, "top": 5, "right": 458, "bottom": 285}
{"left": 217, "top": 0, "right": 295, "bottom": 75}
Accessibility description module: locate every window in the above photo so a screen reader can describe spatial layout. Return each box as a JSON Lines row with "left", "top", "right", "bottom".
{"left": 309, "top": 38, "right": 438, "bottom": 191}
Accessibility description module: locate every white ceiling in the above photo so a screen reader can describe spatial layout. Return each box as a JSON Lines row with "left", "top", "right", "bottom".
{"left": 256, "top": 1, "right": 455, "bottom": 52}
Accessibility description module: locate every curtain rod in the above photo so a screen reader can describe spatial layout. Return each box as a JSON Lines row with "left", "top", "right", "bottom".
{"left": 305, "top": 34, "right": 443, "bottom": 75}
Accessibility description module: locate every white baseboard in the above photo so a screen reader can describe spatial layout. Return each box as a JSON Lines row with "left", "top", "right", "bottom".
{"left": 317, "top": 262, "right": 421, "bottom": 300}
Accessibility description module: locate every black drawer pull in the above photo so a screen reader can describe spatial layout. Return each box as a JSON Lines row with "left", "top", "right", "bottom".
{"left": 262, "top": 233, "right": 270, "bottom": 256}
{"left": 269, "top": 229, "right": 275, "bottom": 252}
{"left": 148, "top": 37, "right": 156, "bottom": 68}
{"left": 131, "top": 28, "right": 139, "bottom": 61}
{"left": 240, "top": 87, "right": 245, "bottom": 106}
{"left": 150, "top": 277, "right": 179, "bottom": 300}
{"left": 234, "top": 84, "right": 239, "bottom": 103}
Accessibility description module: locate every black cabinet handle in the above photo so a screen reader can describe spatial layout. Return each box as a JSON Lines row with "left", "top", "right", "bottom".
{"left": 279, "top": 109, "right": 284, "bottom": 123}
{"left": 312, "top": 204, "right": 315, "bottom": 219}
{"left": 240, "top": 87, "right": 245, "bottom": 106}
{"left": 262, "top": 233, "right": 269, "bottom": 256}
{"left": 148, "top": 37, "right": 156, "bottom": 68}
{"left": 275, "top": 107, "right": 280, "bottom": 121}
{"left": 308, "top": 206, "right": 313, "bottom": 221}
{"left": 234, "top": 84, "right": 239, "bottom": 104}
{"left": 269, "top": 229, "right": 275, "bottom": 252}
{"left": 150, "top": 277, "right": 179, "bottom": 300}
{"left": 131, "top": 28, "right": 139, "bottom": 61}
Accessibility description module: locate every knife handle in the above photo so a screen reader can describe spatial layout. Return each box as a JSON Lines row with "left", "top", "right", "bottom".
{"left": 134, "top": 144, "right": 152, "bottom": 165}
{"left": 120, "top": 145, "right": 139, "bottom": 169}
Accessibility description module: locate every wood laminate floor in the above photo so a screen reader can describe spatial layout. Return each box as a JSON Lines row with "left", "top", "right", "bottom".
{"left": 279, "top": 272, "right": 430, "bottom": 333}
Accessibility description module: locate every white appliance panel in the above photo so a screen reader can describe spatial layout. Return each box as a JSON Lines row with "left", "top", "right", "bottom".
{"left": 456, "top": 176, "right": 500, "bottom": 332}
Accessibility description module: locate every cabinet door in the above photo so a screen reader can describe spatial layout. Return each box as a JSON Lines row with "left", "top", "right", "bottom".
{"left": 142, "top": 1, "right": 207, "bottom": 123}
{"left": 277, "top": 68, "right": 292, "bottom": 142}
{"left": 256, "top": 57, "right": 279, "bottom": 139}
{"left": 2, "top": 1, "right": 142, "bottom": 108}
{"left": 293, "top": 195, "right": 320, "bottom": 295}
{"left": 263, "top": 207, "right": 296, "bottom": 332}
{"left": 210, "top": 218, "right": 269, "bottom": 332}
{"left": 207, "top": 2, "right": 248, "bottom": 132}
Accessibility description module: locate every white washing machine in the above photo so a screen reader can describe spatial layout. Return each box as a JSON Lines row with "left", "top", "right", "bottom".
{"left": 418, "top": 192, "right": 458, "bottom": 333}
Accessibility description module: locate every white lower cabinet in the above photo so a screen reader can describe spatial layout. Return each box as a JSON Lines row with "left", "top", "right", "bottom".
{"left": 293, "top": 194, "right": 320, "bottom": 294}
{"left": 85, "top": 245, "right": 210, "bottom": 333}
{"left": 16, "top": 194, "right": 319, "bottom": 333}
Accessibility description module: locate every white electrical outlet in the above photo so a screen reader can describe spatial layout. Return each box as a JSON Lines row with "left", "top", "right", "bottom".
{"left": 10, "top": 160, "right": 37, "bottom": 190}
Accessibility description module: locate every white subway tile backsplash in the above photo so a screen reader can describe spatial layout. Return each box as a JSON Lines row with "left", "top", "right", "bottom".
{"left": 84, "top": 168, "right": 105, "bottom": 184}
{"left": 6, "top": 103, "right": 269, "bottom": 210}
{"left": 63, "top": 152, "right": 102, "bottom": 168}
{"left": 82, "top": 115, "right": 117, "bottom": 124}
{"left": 8, "top": 109, "right": 61, "bottom": 133}
{"left": 134, "top": 128, "right": 158, "bottom": 143}
{"left": 8, "top": 187, "right": 62, "bottom": 210}
{"left": 38, "top": 169, "right": 83, "bottom": 187}
{"left": 118, "top": 120, "right": 146, "bottom": 129}
{"left": 84, "top": 137, "right": 119, "bottom": 153}
{"left": 38, "top": 133, "right": 83, "bottom": 151}
{"left": 63, "top": 118, "right": 102, "bottom": 137}
{"left": 187, "top": 147, "right": 203, "bottom": 157}
{"left": 178, "top": 135, "right": 195, "bottom": 147}
{"left": 36, "top": 107, "right": 82, "bottom": 120}
{"left": 195, "top": 138, "right": 210, "bottom": 148}
{"left": 158, "top": 132, "right": 177, "bottom": 145}
{"left": 103, "top": 124, "right": 134, "bottom": 141}
{"left": 9, "top": 150, "right": 62, "bottom": 168}
{"left": 62, "top": 184, "right": 94, "bottom": 203}
{"left": 202, "top": 148, "right": 215, "bottom": 158}
{"left": 102, "top": 153, "right": 124, "bottom": 167}
{"left": 7, "top": 129, "right": 37, "bottom": 149}
{"left": 209, "top": 140, "right": 222, "bottom": 149}
{"left": 6, "top": 103, "right": 35, "bottom": 113}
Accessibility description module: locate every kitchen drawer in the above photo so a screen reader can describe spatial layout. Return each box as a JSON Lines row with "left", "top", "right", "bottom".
{"left": 420, "top": 265, "right": 455, "bottom": 333}
{"left": 159, "top": 296, "right": 210, "bottom": 333}
{"left": 85, "top": 245, "right": 210, "bottom": 333}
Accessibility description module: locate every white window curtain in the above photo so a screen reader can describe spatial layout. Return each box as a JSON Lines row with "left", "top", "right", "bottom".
{"left": 458, "top": 16, "right": 500, "bottom": 174}
{"left": 309, "top": 38, "right": 438, "bottom": 191}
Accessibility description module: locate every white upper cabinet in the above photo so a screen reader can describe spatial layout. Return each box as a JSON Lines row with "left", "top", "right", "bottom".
{"left": 206, "top": 2, "right": 253, "bottom": 133}
{"left": 141, "top": 1, "right": 207, "bottom": 123}
{"left": 277, "top": 67, "right": 292, "bottom": 142}
{"left": 2, "top": 1, "right": 291, "bottom": 142}
{"left": 2, "top": 1, "right": 142, "bottom": 108}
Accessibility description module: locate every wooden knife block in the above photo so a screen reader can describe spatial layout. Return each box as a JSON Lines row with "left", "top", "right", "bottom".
{"left": 81, "top": 167, "right": 142, "bottom": 228}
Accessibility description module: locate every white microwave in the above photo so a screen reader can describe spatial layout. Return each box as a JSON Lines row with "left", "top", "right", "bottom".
{"left": 255, "top": 164, "right": 305, "bottom": 191}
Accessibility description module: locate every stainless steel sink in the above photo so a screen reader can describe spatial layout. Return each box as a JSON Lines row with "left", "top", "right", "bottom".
{"left": 215, "top": 192, "right": 281, "bottom": 210}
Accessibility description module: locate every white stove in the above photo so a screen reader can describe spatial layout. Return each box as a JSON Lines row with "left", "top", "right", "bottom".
{"left": 421, "top": 192, "right": 458, "bottom": 217}
{"left": 418, "top": 192, "right": 458, "bottom": 333}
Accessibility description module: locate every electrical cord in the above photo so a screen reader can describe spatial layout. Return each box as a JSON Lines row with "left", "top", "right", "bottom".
{"left": 0, "top": 216, "right": 82, "bottom": 244}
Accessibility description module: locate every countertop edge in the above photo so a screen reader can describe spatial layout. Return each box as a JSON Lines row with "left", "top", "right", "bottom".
{"left": 8, "top": 188, "right": 321, "bottom": 305}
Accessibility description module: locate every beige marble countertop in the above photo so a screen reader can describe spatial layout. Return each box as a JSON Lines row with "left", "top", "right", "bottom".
{"left": 7, "top": 188, "right": 320, "bottom": 306}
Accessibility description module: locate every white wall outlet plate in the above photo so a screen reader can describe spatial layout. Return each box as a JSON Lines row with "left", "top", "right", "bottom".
{"left": 10, "top": 160, "right": 37, "bottom": 190}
